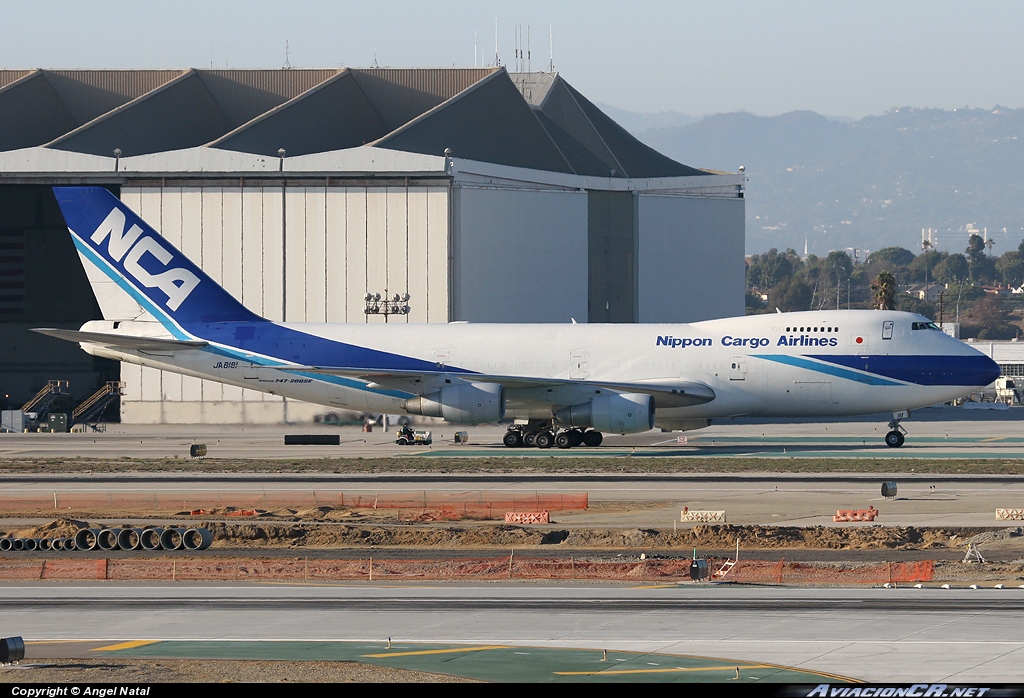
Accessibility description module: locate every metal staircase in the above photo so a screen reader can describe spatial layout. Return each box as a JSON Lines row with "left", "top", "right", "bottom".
{"left": 72, "top": 381, "right": 124, "bottom": 430}
{"left": 20, "top": 380, "right": 69, "bottom": 417}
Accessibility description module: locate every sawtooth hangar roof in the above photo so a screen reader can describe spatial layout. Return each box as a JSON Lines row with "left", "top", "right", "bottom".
{"left": 0, "top": 67, "right": 704, "bottom": 178}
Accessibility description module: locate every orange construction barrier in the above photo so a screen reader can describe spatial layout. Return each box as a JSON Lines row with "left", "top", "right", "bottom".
{"left": 0, "top": 491, "right": 587, "bottom": 515}
{"left": 190, "top": 509, "right": 258, "bottom": 517}
{"left": 833, "top": 506, "right": 878, "bottom": 522}
{"left": 504, "top": 511, "right": 550, "bottom": 524}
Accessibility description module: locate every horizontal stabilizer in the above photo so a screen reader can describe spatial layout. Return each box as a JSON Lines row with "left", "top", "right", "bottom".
{"left": 31, "top": 328, "right": 208, "bottom": 351}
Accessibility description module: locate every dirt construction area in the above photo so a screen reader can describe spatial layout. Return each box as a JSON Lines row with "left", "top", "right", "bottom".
{"left": 3, "top": 475, "right": 1024, "bottom": 585}
{"left": 2, "top": 515, "right": 1024, "bottom": 585}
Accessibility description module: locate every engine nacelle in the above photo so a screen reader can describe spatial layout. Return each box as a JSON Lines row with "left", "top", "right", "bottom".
{"left": 555, "top": 393, "right": 655, "bottom": 434}
{"left": 403, "top": 382, "right": 505, "bottom": 424}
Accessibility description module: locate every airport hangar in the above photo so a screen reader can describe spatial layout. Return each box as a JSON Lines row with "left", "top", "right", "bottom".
{"left": 0, "top": 67, "right": 744, "bottom": 424}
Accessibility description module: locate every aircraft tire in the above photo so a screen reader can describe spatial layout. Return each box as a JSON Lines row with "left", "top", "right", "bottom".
{"left": 503, "top": 431, "right": 523, "bottom": 448}
{"left": 884, "top": 430, "right": 905, "bottom": 448}
{"left": 582, "top": 430, "right": 603, "bottom": 447}
{"left": 523, "top": 432, "right": 538, "bottom": 447}
{"left": 535, "top": 431, "right": 554, "bottom": 449}
{"left": 555, "top": 431, "right": 573, "bottom": 449}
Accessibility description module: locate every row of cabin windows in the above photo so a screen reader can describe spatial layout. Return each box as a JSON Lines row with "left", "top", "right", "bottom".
{"left": 782, "top": 321, "right": 942, "bottom": 334}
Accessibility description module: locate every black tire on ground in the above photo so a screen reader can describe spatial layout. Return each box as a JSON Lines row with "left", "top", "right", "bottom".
{"left": 582, "top": 430, "right": 603, "bottom": 447}
{"left": 503, "top": 431, "right": 523, "bottom": 448}
{"left": 397, "top": 437, "right": 408, "bottom": 445}
{"left": 523, "top": 432, "right": 538, "bottom": 447}
{"left": 555, "top": 432, "right": 573, "bottom": 449}
{"left": 535, "top": 431, "right": 554, "bottom": 449}
{"left": 885, "top": 430, "right": 905, "bottom": 448}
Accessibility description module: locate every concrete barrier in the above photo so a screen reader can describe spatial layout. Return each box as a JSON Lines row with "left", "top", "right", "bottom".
{"left": 504, "top": 511, "right": 550, "bottom": 524}
{"left": 680, "top": 510, "right": 726, "bottom": 523}
{"left": 833, "top": 507, "right": 878, "bottom": 522}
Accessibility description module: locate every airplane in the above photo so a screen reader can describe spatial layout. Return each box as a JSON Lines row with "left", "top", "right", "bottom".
{"left": 34, "top": 186, "right": 1000, "bottom": 449}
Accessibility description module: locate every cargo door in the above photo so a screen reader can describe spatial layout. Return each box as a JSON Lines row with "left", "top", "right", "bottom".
{"left": 793, "top": 380, "right": 835, "bottom": 404}
{"left": 729, "top": 356, "right": 746, "bottom": 381}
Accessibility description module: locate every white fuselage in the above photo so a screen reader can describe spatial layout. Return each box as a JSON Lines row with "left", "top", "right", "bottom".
{"left": 78, "top": 309, "right": 994, "bottom": 430}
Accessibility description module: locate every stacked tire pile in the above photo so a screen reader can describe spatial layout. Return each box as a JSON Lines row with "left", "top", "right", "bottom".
{"left": 0, "top": 527, "right": 212, "bottom": 552}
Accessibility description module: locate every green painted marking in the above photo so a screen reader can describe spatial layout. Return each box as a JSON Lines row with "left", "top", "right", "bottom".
{"left": 103, "top": 640, "right": 852, "bottom": 683}
{"left": 421, "top": 443, "right": 1024, "bottom": 460}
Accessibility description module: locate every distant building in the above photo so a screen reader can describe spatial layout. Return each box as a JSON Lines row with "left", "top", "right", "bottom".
{"left": 901, "top": 282, "right": 944, "bottom": 304}
{"left": 0, "top": 68, "right": 744, "bottom": 423}
{"left": 970, "top": 340, "right": 1024, "bottom": 380}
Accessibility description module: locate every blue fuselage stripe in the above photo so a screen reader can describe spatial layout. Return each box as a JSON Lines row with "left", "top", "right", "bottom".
{"left": 752, "top": 354, "right": 903, "bottom": 385}
{"left": 753, "top": 353, "right": 999, "bottom": 387}
{"left": 193, "top": 322, "right": 471, "bottom": 374}
{"left": 806, "top": 353, "right": 1000, "bottom": 387}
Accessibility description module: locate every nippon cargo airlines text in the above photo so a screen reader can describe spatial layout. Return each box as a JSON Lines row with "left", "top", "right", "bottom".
{"left": 656, "top": 334, "right": 839, "bottom": 348}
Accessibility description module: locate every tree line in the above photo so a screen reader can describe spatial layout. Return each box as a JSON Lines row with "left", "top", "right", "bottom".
{"left": 745, "top": 234, "right": 1024, "bottom": 339}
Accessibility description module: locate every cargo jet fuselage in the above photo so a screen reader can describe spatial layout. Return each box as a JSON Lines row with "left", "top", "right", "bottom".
{"left": 35, "top": 187, "right": 1000, "bottom": 449}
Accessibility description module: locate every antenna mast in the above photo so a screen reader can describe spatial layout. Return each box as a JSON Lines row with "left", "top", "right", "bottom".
{"left": 514, "top": 24, "right": 520, "bottom": 71}
{"left": 548, "top": 25, "right": 555, "bottom": 72}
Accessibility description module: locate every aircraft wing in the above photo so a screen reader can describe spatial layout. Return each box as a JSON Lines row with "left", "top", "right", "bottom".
{"left": 31, "top": 328, "right": 208, "bottom": 351}
{"left": 295, "top": 366, "right": 716, "bottom": 407}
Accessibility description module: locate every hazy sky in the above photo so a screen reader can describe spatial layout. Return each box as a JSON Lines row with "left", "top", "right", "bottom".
{"left": 5, "top": 1, "right": 1024, "bottom": 119}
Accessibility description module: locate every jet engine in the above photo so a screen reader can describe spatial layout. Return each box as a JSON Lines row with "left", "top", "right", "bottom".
{"left": 403, "top": 382, "right": 505, "bottom": 424}
{"left": 554, "top": 393, "right": 655, "bottom": 434}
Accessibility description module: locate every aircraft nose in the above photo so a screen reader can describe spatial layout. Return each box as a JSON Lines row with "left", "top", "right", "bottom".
{"left": 979, "top": 354, "right": 1001, "bottom": 386}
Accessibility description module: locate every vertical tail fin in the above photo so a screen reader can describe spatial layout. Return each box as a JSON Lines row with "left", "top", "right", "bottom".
{"left": 53, "top": 187, "right": 262, "bottom": 335}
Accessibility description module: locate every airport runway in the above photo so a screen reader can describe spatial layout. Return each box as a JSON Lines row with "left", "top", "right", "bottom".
{"left": 5, "top": 582, "right": 1024, "bottom": 683}
{"left": 2, "top": 408, "right": 1024, "bottom": 460}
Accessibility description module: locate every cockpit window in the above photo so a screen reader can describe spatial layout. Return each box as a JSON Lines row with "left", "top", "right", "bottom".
{"left": 912, "top": 322, "right": 941, "bottom": 331}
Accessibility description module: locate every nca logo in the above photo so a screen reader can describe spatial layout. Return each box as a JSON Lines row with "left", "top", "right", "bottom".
{"left": 90, "top": 207, "right": 199, "bottom": 311}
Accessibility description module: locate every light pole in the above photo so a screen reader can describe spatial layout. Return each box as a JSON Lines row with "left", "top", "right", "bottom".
{"left": 922, "top": 237, "right": 933, "bottom": 296}
{"left": 365, "top": 292, "right": 411, "bottom": 323}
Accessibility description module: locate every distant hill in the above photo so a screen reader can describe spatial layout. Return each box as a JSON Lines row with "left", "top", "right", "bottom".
{"left": 594, "top": 103, "right": 697, "bottom": 134}
{"left": 630, "top": 107, "right": 1024, "bottom": 255}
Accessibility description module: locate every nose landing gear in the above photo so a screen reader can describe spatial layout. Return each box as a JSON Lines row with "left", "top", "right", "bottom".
{"left": 885, "top": 411, "right": 909, "bottom": 448}
{"left": 884, "top": 428, "right": 906, "bottom": 448}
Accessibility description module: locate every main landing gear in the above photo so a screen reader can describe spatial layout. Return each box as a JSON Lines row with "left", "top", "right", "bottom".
{"left": 884, "top": 412, "right": 908, "bottom": 448}
{"left": 503, "top": 422, "right": 603, "bottom": 449}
